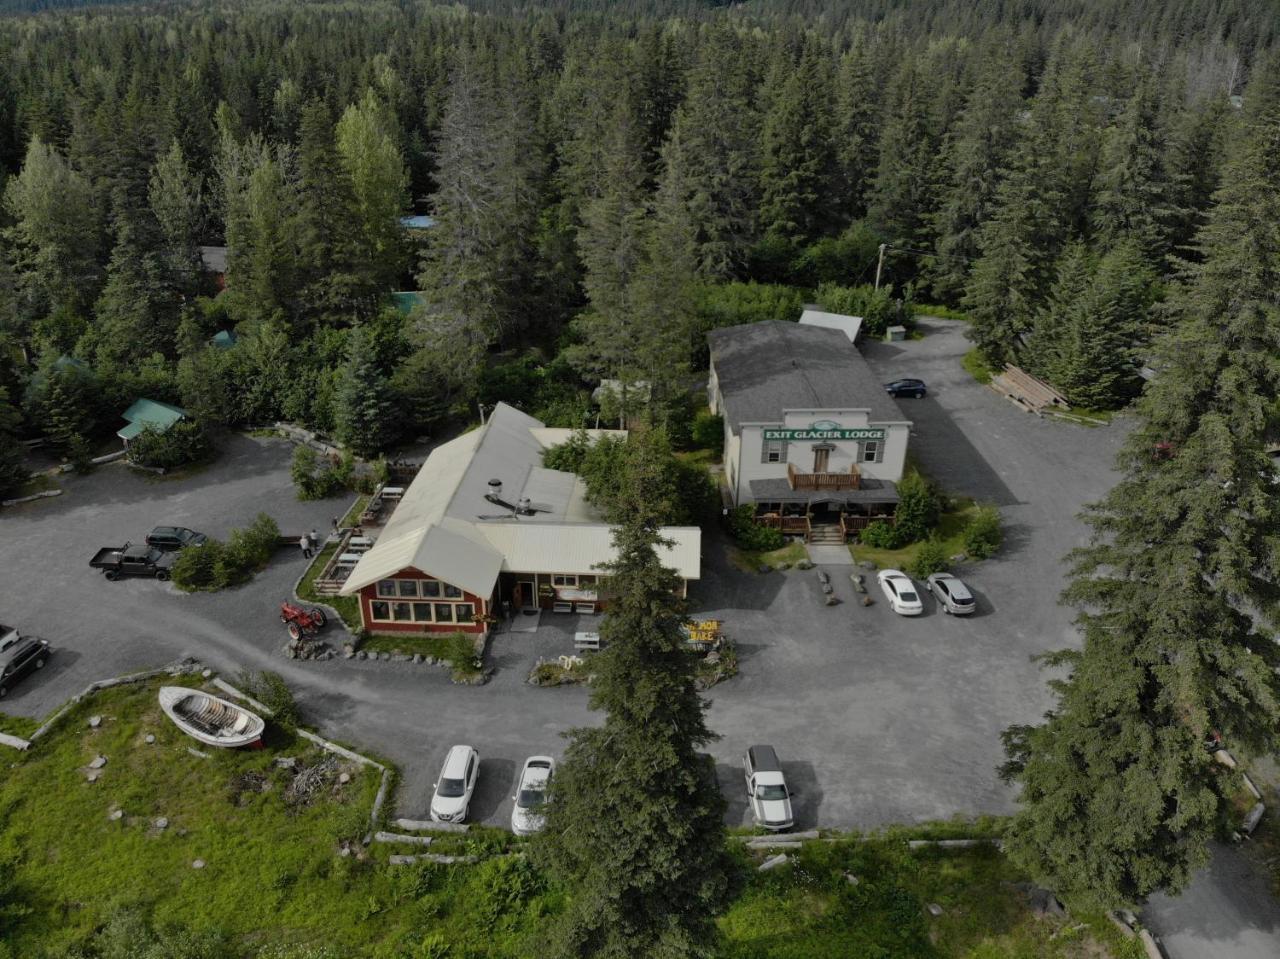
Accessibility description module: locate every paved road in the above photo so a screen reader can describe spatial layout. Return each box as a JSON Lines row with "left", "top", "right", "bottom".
{"left": 1144, "top": 843, "right": 1280, "bottom": 959}
{"left": 2, "top": 322, "right": 1125, "bottom": 831}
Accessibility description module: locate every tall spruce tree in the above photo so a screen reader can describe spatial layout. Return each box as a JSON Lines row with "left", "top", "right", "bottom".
{"left": 334, "top": 325, "right": 394, "bottom": 457}
{"left": 536, "top": 428, "right": 733, "bottom": 958}
{"left": 1001, "top": 60, "right": 1280, "bottom": 912}
{"left": 832, "top": 34, "right": 882, "bottom": 223}
{"left": 147, "top": 139, "right": 206, "bottom": 299}
{"left": 335, "top": 88, "right": 409, "bottom": 292}
{"left": 0, "top": 382, "right": 26, "bottom": 498}
{"left": 869, "top": 60, "right": 939, "bottom": 252}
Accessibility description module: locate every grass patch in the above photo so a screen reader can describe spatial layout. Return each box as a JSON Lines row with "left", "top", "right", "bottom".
{"left": 851, "top": 504, "right": 976, "bottom": 570}
{"left": 676, "top": 447, "right": 719, "bottom": 469}
{"left": 719, "top": 838, "right": 1138, "bottom": 959}
{"left": 340, "top": 493, "right": 372, "bottom": 528}
{"left": 730, "top": 540, "right": 808, "bottom": 573}
{"left": 1052, "top": 406, "right": 1115, "bottom": 426}
{"left": 11, "top": 472, "right": 60, "bottom": 498}
{"left": 0, "top": 710, "right": 40, "bottom": 738}
{"left": 911, "top": 303, "right": 968, "bottom": 321}
{"left": 962, "top": 347, "right": 994, "bottom": 385}
{"left": 361, "top": 631, "right": 483, "bottom": 681}
{"left": 297, "top": 543, "right": 361, "bottom": 631}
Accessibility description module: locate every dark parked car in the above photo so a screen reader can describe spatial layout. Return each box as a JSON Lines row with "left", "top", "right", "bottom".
{"left": 89, "top": 543, "right": 177, "bottom": 581}
{"left": 885, "top": 378, "right": 927, "bottom": 398}
{"left": 145, "top": 526, "right": 207, "bottom": 551}
{"left": 0, "top": 628, "right": 51, "bottom": 698}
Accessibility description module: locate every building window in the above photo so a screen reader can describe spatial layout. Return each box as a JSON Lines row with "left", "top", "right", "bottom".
{"left": 764, "top": 440, "right": 784, "bottom": 463}
{"left": 398, "top": 580, "right": 419, "bottom": 598}
{"left": 552, "top": 574, "right": 577, "bottom": 587}
{"left": 376, "top": 580, "right": 396, "bottom": 598}
{"left": 456, "top": 603, "right": 475, "bottom": 623}
{"left": 392, "top": 602, "right": 412, "bottom": 622}
{"left": 371, "top": 601, "right": 389, "bottom": 620}
{"left": 861, "top": 441, "right": 880, "bottom": 463}
{"left": 443, "top": 584, "right": 463, "bottom": 599}
{"left": 421, "top": 580, "right": 441, "bottom": 598}
{"left": 434, "top": 603, "right": 455, "bottom": 623}
{"left": 579, "top": 575, "right": 596, "bottom": 586}
{"left": 413, "top": 603, "right": 433, "bottom": 622}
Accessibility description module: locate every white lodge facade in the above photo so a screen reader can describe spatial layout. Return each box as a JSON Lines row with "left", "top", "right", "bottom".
{"left": 708, "top": 321, "right": 912, "bottom": 542}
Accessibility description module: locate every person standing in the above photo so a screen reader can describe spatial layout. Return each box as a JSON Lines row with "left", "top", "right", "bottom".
{"left": 310, "top": 528, "right": 321, "bottom": 550}
{"left": 300, "top": 533, "right": 312, "bottom": 559}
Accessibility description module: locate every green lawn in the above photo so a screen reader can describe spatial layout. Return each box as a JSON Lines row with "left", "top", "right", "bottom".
{"left": 297, "top": 543, "right": 361, "bottom": 631}
{"left": 962, "top": 348, "right": 995, "bottom": 385}
{"left": 10, "top": 472, "right": 61, "bottom": 499}
{"left": 730, "top": 540, "right": 809, "bottom": 573}
{"left": 360, "top": 631, "right": 485, "bottom": 681}
{"left": 850, "top": 505, "right": 976, "bottom": 570}
{"left": 0, "top": 682, "right": 1137, "bottom": 958}
{"left": 0, "top": 710, "right": 40, "bottom": 738}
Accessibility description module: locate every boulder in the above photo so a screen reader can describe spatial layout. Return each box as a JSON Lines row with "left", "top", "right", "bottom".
{"left": 192, "top": 859, "right": 206, "bottom": 869}
{"left": 144, "top": 734, "right": 156, "bottom": 744}
{"left": 338, "top": 772, "right": 351, "bottom": 784}
{"left": 88, "top": 715, "right": 102, "bottom": 728}
{"left": 412, "top": 654, "right": 423, "bottom": 664}
{"left": 757, "top": 564, "right": 772, "bottom": 573}
{"left": 154, "top": 817, "right": 169, "bottom": 830}
{"left": 927, "top": 903, "right": 944, "bottom": 917}
{"left": 858, "top": 560, "right": 876, "bottom": 571}
{"left": 89, "top": 756, "right": 107, "bottom": 769}
{"left": 108, "top": 809, "right": 124, "bottom": 821}
{"left": 817, "top": 571, "right": 830, "bottom": 585}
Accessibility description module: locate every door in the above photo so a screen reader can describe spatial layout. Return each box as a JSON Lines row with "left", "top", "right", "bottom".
{"left": 517, "top": 579, "right": 536, "bottom": 611}
{"left": 812, "top": 446, "right": 830, "bottom": 473}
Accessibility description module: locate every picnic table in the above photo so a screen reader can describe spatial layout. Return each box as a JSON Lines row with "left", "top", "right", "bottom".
{"left": 574, "top": 632, "right": 601, "bottom": 651}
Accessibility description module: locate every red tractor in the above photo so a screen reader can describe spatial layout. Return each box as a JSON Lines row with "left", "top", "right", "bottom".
{"left": 280, "top": 601, "right": 327, "bottom": 640}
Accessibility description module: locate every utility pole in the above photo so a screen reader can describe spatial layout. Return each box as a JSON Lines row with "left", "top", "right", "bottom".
{"left": 874, "top": 243, "right": 887, "bottom": 291}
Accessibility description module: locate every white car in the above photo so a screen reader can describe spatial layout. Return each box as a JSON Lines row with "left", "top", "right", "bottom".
{"left": 926, "top": 572, "right": 976, "bottom": 615}
{"left": 511, "top": 755, "right": 555, "bottom": 836}
{"left": 877, "top": 569, "right": 923, "bottom": 616}
{"left": 743, "top": 745, "right": 794, "bottom": 831}
{"left": 430, "top": 744, "right": 479, "bottom": 823}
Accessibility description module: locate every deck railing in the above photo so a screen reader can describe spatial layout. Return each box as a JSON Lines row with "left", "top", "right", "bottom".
{"left": 787, "top": 462, "right": 861, "bottom": 491}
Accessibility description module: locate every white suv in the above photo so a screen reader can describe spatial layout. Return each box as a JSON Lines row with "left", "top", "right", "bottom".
{"left": 430, "top": 745, "right": 479, "bottom": 823}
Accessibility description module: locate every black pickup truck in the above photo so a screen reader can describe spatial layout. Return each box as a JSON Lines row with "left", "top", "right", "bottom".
{"left": 89, "top": 543, "right": 177, "bottom": 581}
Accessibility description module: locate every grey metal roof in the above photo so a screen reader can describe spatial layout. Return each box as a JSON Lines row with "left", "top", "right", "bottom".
{"left": 747, "top": 477, "right": 900, "bottom": 505}
{"left": 707, "top": 322, "right": 909, "bottom": 432}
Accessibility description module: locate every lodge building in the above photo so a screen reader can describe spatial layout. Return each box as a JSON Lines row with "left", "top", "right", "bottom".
{"left": 338, "top": 403, "right": 701, "bottom": 637}
{"left": 707, "top": 321, "right": 912, "bottom": 542}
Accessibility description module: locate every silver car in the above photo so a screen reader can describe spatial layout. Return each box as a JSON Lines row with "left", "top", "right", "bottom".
{"left": 926, "top": 573, "right": 976, "bottom": 615}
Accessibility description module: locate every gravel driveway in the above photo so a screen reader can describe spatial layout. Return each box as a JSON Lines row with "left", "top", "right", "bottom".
{"left": 1, "top": 323, "right": 1126, "bottom": 831}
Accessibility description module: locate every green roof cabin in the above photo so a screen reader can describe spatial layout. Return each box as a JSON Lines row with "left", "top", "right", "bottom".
{"left": 117, "top": 399, "right": 188, "bottom": 444}
{"left": 211, "top": 329, "right": 238, "bottom": 349}
{"left": 391, "top": 291, "right": 427, "bottom": 315}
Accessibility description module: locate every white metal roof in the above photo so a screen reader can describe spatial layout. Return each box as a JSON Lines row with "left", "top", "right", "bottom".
{"left": 799, "top": 309, "right": 863, "bottom": 343}
{"left": 476, "top": 524, "right": 702, "bottom": 580}
{"left": 339, "top": 404, "right": 701, "bottom": 597}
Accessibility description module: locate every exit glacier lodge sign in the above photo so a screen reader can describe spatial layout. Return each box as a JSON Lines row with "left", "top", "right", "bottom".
{"left": 762, "top": 421, "right": 887, "bottom": 442}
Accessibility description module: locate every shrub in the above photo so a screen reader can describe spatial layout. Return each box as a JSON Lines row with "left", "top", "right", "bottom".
{"left": 963, "top": 506, "right": 1003, "bottom": 559}
{"left": 726, "top": 504, "right": 785, "bottom": 551}
{"left": 893, "top": 472, "right": 940, "bottom": 544}
{"left": 128, "top": 419, "right": 211, "bottom": 469}
{"left": 817, "top": 282, "right": 915, "bottom": 337}
{"left": 235, "top": 670, "right": 300, "bottom": 731}
{"left": 859, "top": 520, "right": 900, "bottom": 549}
{"left": 909, "top": 537, "right": 950, "bottom": 578}
{"left": 690, "top": 410, "right": 724, "bottom": 451}
{"left": 172, "top": 513, "right": 279, "bottom": 591}
{"left": 291, "top": 445, "right": 350, "bottom": 500}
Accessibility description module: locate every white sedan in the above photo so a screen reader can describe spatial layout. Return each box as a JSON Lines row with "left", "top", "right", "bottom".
{"left": 877, "top": 569, "right": 924, "bottom": 615}
{"left": 511, "top": 755, "right": 555, "bottom": 836}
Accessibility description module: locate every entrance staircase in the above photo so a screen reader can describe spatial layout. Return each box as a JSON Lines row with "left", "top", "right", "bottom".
{"left": 807, "top": 525, "right": 846, "bottom": 545}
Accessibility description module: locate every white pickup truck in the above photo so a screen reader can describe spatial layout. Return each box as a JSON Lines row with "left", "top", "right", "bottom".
{"left": 743, "top": 744, "right": 794, "bottom": 831}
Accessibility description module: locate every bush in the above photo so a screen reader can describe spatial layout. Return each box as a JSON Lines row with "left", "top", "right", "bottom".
{"left": 235, "top": 670, "right": 300, "bottom": 731}
{"left": 859, "top": 520, "right": 900, "bottom": 549}
{"left": 291, "top": 445, "right": 350, "bottom": 500}
{"left": 893, "top": 472, "right": 940, "bottom": 545}
{"left": 909, "top": 537, "right": 950, "bottom": 578}
{"left": 690, "top": 410, "right": 724, "bottom": 450}
{"left": 817, "top": 282, "right": 915, "bottom": 337}
{"left": 963, "top": 506, "right": 1003, "bottom": 559}
{"left": 726, "top": 504, "right": 785, "bottom": 552}
{"left": 172, "top": 513, "right": 279, "bottom": 591}
{"left": 128, "top": 419, "right": 211, "bottom": 469}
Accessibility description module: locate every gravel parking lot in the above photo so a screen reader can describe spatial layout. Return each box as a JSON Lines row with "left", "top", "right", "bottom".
{"left": 1, "top": 321, "right": 1127, "bottom": 832}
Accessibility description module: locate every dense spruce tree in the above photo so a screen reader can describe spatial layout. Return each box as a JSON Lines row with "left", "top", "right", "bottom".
{"left": 537, "top": 428, "right": 732, "bottom": 959}
{"left": 832, "top": 33, "right": 883, "bottom": 223}
{"left": 758, "top": 41, "right": 837, "bottom": 243}
{"left": 1092, "top": 73, "right": 1178, "bottom": 261}
{"left": 295, "top": 99, "right": 372, "bottom": 327}
{"left": 0, "top": 382, "right": 27, "bottom": 498}
{"left": 84, "top": 218, "right": 178, "bottom": 373}
{"left": 1001, "top": 60, "right": 1280, "bottom": 912}
{"left": 656, "top": 28, "right": 758, "bottom": 279}
{"left": 930, "top": 43, "right": 1023, "bottom": 300}
{"left": 334, "top": 325, "right": 394, "bottom": 457}
{"left": 963, "top": 196, "right": 1038, "bottom": 364}
{"left": 147, "top": 140, "right": 206, "bottom": 300}
{"left": 869, "top": 60, "right": 939, "bottom": 253}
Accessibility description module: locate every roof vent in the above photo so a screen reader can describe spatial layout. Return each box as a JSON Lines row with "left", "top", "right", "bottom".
{"left": 487, "top": 478, "right": 503, "bottom": 499}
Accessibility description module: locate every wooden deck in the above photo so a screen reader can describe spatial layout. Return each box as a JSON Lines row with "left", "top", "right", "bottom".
{"left": 787, "top": 462, "right": 861, "bottom": 490}
{"left": 990, "top": 365, "right": 1070, "bottom": 414}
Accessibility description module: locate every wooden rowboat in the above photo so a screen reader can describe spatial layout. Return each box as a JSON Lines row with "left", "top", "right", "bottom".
{"left": 158, "top": 686, "right": 265, "bottom": 748}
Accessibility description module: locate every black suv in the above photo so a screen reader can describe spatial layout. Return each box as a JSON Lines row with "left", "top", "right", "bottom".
{"left": 145, "top": 526, "right": 207, "bottom": 551}
{"left": 0, "top": 628, "right": 51, "bottom": 698}
{"left": 885, "top": 378, "right": 927, "bottom": 398}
